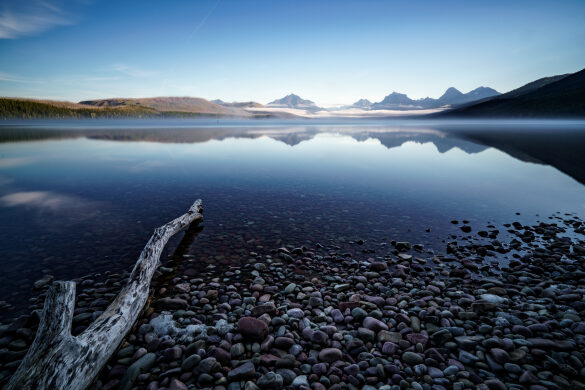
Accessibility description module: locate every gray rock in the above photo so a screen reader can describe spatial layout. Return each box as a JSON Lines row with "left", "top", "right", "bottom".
{"left": 312, "top": 362, "right": 328, "bottom": 375}
{"left": 489, "top": 348, "right": 510, "bottom": 364}
{"left": 454, "top": 335, "right": 481, "bottom": 350}
{"left": 228, "top": 362, "right": 256, "bottom": 381}
{"left": 119, "top": 353, "right": 156, "bottom": 390}
{"left": 519, "top": 370, "right": 539, "bottom": 385}
{"left": 485, "top": 379, "right": 506, "bottom": 390}
{"left": 292, "top": 375, "right": 309, "bottom": 388}
{"left": 245, "top": 381, "right": 261, "bottom": 390}
{"left": 428, "top": 366, "right": 444, "bottom": 378}
{"left": 331, "top": 309, "right": 344, "bottom": 323}
{"left": 286, "top": 308, "right": 305, "bottom": 318}
{"left": 309, "top": 296, "right": 323, "bottom": 307}
{"left": 431, "top": 329, "right": 452, "bottom": 344}
{"left": 459, "top": 350, "right": 480, "bottom": 364}
{"left": 504, "top": 363, "right": 522, "bottom": 374}
{"left": 381, "top": 341, "right": 397, "bottom": 355}
{"left": 284, "top": 283, "right": 297, "bottom": 294}
{"left": 215, "top": 318, "right": 233, "bottom": 335}
{"left": 310, "top": 330, "right": 329, "bottom": 345}
{"left": 344, "top": 364, "right": 360, "bottom": 376}
{"left": 196, "top": 357, "right": 219, "bottom": 374}
{"left": 319, "top": 347, "right": 342, "bottom": 362}
{"left": 276, "top": 368, "right": 297, "bottom": 385}
{"left": 411, "top": 316, "right": 421, "bottom": 332}
{"left": 351, "top": 307, "right": 367, "bottom": 321}
{"left": 480, "top": 294, "right": 507, "bottom": 304}
{"left": 181, "top": 353, "right": 201, "bottom": 372}
{"left": 402, "top": 351, "right": 423, "bottom": 365}
{"left": 363, "top": 316, "right": 388, "bottom": 332}
{"left": 443, "top": 365, "right": 459, "bottom": 376}
{"left": 230, "top": 342, "right": 246, "bottom": 358}
{"left": 257, "top": 372, "right": 283, "bottom": 389}
{"left": 169, "top": 379, "right": 188, "bottom": 390}
{"left": 33, "top": 275, "right": 54, "bottom": 289}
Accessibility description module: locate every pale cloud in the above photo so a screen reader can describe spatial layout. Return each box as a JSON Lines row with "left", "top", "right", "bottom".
{"left": 81, "top": 76, "right": 121, "bottom": 82}
{"left": 0, "top": 71, "right": 22, "bottom": 82}
{"left": 0, "top": 71, "right": 41, "bottom": 84}
{"left": 0, "top": 191, "right": 103, "bottom": 220}
{"left": 0, "top": 157, "right": 37, "bottom": 168}
{"left": 0, "top": 1, "right": 75, "bottom": 39}
{"left": 113, "top": 64, "right": 157, "bottom": 78}
{"left": 1, "top": 191, "right": 78, "bottom": 210}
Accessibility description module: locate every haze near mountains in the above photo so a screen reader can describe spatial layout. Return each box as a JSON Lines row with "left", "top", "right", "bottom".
{"left": 345, "top": 87, "right": 500, "bottom": 111}
{"left": 244, "top": 87, "right": 502, "bottom": 112}
{"left": 1, "top": 68, "right": 583, "bottom": 119}
{"left": 267, "top": 94, "right": 319, "bottom": 110}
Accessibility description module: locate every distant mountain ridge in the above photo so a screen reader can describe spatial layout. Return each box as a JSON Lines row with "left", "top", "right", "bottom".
{"left": 1, "top": 97, "right": 285, "bottom": 119}
{"left": 350, "top": 99, "right": 373, "bottom": 109}
{"left": 438, "top": 69, "right": 585, "bottom": 118}
{"left": 2, "top": 69, "right": 584, "bottom": 119}
{"left": 268, "top": 94, "right": 321, "bottom": 111}
{"left": 370, "top": 86, "right": 500, "bottom": 110}
{"left": 79, "top": 97, "right": 247, "bottom": 116}
{"left": 501, "top": 74, "right": 570, "bottom": 98}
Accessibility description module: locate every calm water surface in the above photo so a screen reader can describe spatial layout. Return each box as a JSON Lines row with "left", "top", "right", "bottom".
{"left": 1, "top": 120, "right": 584, "bottom": 321}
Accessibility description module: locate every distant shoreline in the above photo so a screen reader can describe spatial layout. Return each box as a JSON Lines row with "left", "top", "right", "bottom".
{"left": 3, "top": 62, "right": 585, "bottom": 123}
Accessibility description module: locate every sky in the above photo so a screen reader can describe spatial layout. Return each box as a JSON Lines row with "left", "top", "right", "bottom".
{"left": 0, "top": 0, "right": 584, "bottom": 107}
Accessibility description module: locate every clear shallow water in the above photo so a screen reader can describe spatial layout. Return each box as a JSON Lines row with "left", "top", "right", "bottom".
{"left": 0, "top": 120, "right": 584, "bottom": 321}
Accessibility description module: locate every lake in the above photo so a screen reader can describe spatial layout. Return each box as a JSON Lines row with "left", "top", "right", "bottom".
{"left": 1, "top": 119, "right": 584, "bottom": 322}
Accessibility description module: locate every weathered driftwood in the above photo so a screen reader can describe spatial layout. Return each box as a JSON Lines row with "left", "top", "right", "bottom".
{"left": 6, "top": 199, "right": 203, "bottom": 390}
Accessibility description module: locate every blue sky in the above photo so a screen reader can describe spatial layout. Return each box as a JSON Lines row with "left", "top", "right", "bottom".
{"left": 0, "top": 0, "right": 584, "bottom": 106}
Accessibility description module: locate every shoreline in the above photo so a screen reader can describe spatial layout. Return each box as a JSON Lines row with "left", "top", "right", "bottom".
{"left": 1, "top": 214, "right": 584, "bottom": 389}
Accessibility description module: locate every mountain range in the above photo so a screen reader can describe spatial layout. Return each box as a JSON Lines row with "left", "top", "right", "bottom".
{"left": 366, "top": 86, "right": 500, "bottom": 110}
{"left": 263, "top": 87, "right": 501, "bottom": 112}
{"left": 79, "top": 97, "right": 249, "bottom": 116}
{"left": 349, "top": 99, "right": 373, "bottom": 109}
{"left": 267, "top": 94, "right": 321, "bottom": 111}
{"left": 1, "top": 68, "right": 583, "bottom": 119}
{"left": 438, "top": 69, "right": 585, "bottom": 117}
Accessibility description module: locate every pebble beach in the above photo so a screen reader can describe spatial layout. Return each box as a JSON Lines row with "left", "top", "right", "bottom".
{"left": 1, "top": 214, "right": 585, "bottom": 390}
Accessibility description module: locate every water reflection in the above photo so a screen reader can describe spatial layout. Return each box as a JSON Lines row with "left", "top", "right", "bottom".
{"left": 0, "top": 120, "right": 584, "bottom": 321}
{"left": 2, "top": 120, "right": 584, "bottom": 184}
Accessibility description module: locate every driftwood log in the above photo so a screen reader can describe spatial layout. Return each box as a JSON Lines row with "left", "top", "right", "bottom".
{"left": 5, "top": 199, "right": 203, "bottom": 390}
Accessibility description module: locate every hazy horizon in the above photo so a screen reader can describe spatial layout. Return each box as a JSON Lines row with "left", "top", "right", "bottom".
{"left": 1, "top": 0, "right": 584, "bottom": 106}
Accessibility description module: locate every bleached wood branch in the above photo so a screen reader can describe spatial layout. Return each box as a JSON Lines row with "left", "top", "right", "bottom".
{"left": 5, "top": 199, "right": 203, "bottom": 390}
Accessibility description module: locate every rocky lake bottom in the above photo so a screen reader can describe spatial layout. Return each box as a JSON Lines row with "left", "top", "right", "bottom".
{"left": 1, "top": 211, "right": 584, "bottom": 390}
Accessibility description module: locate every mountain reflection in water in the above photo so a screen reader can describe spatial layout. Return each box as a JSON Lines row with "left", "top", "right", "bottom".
{"left": 1, "top": 120, "right": 583, "bottom": 183}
